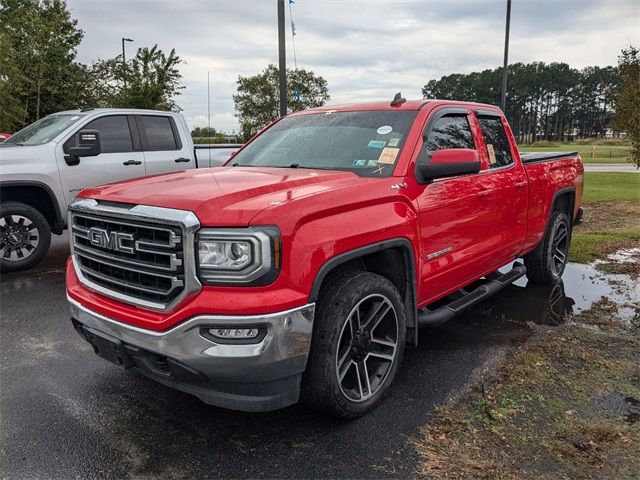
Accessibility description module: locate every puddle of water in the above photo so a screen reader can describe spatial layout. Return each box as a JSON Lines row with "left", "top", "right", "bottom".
{"left": 601, "top": 247, "right": 640, "bottom": 264}
{"left": 488, "top": 260, "right": 640, "bottom": 326}
{"left": 596, "top": 392, "right": 640, "bottom": 424}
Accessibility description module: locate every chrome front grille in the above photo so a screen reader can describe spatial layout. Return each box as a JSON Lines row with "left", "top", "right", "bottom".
{"left": 69, "top": 199, "right": 201, "bottom": 311}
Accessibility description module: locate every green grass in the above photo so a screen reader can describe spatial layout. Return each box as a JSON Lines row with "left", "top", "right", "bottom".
{"left": 570, "top": 231, "right": 640, "bottom": 263}
{"left": 583, "top": 172, "right": 640, "bottom": 203}
{"left": 520, "top": 143, "right": 631, "bottom": 164}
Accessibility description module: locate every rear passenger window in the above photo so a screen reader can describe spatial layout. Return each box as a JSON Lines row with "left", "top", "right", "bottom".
{"left": 424, "top": 115, "right": 475, "bottom": 161}
{"left": 477, "top": 116, "right": 513, "bottom": 168}
{"left": 140, "top": 116, "right": 178, "bottom": 151}
{"left": 65, "top": 115, "right": 133, "bottom": 154}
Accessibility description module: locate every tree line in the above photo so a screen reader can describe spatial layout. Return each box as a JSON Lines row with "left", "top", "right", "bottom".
{"left": 422, "top": 61, "right": 619, "bottom": 144}
{"left": 0, "top": 0, "right": 184, "bottom": 132}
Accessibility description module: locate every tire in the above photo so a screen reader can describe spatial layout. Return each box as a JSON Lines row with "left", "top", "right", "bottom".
{"left": 302, "top": 271, "right": 406, "bottom": 418}
{"left": 0, "top": 201, "right": 51, "bottom": 273}
{"left": 524, "top": 210, "right": 570, "bottom": 284}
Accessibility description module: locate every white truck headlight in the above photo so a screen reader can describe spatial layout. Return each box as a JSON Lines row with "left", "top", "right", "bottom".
{"left": 196, "top": 228, "right": 280, "bottom": 285}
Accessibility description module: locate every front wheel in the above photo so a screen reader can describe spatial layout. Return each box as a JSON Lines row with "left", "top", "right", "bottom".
{"left": 0, "top": 202, "right": 51, "bottom": 273}
{"left": 302, "top": 271, "right": 406, "bottom": 418}
{"left": 524, "top": 210, "right": 571, "bottom": 284}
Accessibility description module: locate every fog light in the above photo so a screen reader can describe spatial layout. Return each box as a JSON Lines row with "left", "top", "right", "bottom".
{"left": 209, "top": 327, "right": 260, "bottom": 339}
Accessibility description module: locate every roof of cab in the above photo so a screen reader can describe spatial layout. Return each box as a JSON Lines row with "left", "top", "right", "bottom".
{"left": 297, "top": 99, "right": 501, "bottom": 115}
{"left": 53, "top": 108, "right": 180, "bottom": 115}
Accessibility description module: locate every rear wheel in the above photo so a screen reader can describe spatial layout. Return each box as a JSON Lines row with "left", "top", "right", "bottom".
{"left": 0, "top": 202, "right": 51, "bottom": 273}
{"left": 302, "top": 272, "right": 406, "bottom": 418}
{"left": 524, "top": 210, "right": 570, "bottom": 284}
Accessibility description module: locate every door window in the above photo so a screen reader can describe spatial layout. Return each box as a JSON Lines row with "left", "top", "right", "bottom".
{"left": 64, "top": 115, "right": 134, "bottom": 154}
{"left": 477, "top": 116, "right": 514, "bottom": 168}
{"left": 140, "top": 116, "right": 179, "bottom": 151}
{"left": 424, "top": 115, "right": 475, "bottom": 162}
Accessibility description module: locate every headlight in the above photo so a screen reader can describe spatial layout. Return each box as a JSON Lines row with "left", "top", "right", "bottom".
{"left": 196, "top": 227, "right": 281, "bottom": 285}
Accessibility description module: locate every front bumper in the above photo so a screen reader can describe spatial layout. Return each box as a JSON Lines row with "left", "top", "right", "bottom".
{"left": 69, "top": 297, "right": 315, "bottom": 412}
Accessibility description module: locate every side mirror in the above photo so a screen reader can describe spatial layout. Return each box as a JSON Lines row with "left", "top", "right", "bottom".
{"left": 417, "top": 148, "right": 480, "bottom": 182}
{"left": 66, "top": 130, "right": 101, "bottom": 165}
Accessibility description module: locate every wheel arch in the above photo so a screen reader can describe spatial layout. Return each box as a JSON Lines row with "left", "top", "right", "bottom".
{"left": 0, "top": 181, "right": 64, "bottom": 234}
{"left": 551, "top": 187, "right": 575, "bottom": 219}
{"left": 309, "top": 238, "right": 419, "bottom": 347}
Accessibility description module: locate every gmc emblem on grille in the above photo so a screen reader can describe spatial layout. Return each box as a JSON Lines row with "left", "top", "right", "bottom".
{"left": 88, "top": 227, "right": 135, "bottom": 254}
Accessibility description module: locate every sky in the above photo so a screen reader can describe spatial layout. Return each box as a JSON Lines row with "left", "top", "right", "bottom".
{"left": 69, "top": 0, "right": 639, "bottom": 133}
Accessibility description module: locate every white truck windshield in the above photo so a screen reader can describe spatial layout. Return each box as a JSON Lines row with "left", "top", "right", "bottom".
{"left": 6, "top": 114, "right": 85, "bottom": 146}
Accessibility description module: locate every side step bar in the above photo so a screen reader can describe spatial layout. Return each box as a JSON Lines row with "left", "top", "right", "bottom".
{"left": 417, "top": 262, "right": 527, "bottom": 328}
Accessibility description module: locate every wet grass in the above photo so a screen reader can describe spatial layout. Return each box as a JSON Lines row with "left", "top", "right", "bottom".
{"left": 570, "top": 173, "right": 640, "bottom": 275}
{"left": 520, "top": 143, "right": 632, "bottom": 164}
{"left": 413, "top": 301, "right": 640, "bottom": 479}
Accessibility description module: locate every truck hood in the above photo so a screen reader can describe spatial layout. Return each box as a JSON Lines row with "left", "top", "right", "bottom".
{"left": 0, "top": 143, "right": 50, "bottom": 165}
{"left": 79, "top": 167, "right": 372, "bottom": 226}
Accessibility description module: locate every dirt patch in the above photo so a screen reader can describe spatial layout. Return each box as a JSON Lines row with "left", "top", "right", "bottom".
{"left": 412, "top": 286, "right": 640, "bottom": 479}
{"left": 577, "top": 202, "right": 640, "bottom": 233}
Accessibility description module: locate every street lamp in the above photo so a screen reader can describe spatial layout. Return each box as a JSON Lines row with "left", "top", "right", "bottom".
{"left": 122, "top": 37, "right": 133, "bottom": 88}
{"left": 121, "top": 37, "right": 134, "bottom": 65}
{"left": 500, "top": 0, "right": 511, "bottom": 112}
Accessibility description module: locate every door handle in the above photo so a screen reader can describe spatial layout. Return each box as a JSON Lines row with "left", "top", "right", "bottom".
{"left": 174, "top": 157, "right": 191, "bottom": 163}
{"left": 123, "top": 160, "right": 142, "bottom": 166}
{"left": 515, "top": 181, "right": 527, "bottom": 189}
{"left": 477, "top": 189, "right": 492, "bottom": 198}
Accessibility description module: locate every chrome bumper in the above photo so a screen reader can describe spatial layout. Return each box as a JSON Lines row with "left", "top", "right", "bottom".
{"left": 68, "top": 297, "right": 315, "bottom": 411}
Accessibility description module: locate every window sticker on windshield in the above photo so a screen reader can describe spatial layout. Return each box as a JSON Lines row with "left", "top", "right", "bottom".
{"left": 353, "top": 159, "right": 368, "bottom": 167}
{"left": 367, "top": 159, "right": 378, "bottom": 166}
{"left": 486, "top": 144, "right": 497, "bottom": 165}
{"left": 367, "top": 140, "right": 386, "bottom": 149}
{"left": 388, "top": 137, "right": 400, "bottom": 147}
{"left": 377, "top": 125, "right": 393, "bottom": 135}
{"left": 378, "top": 147, "right": 399, "bottom": 164}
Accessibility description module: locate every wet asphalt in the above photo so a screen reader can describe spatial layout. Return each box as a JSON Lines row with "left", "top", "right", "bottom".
{"left": 0, "top": 234, "right": 610, "bottom": 479}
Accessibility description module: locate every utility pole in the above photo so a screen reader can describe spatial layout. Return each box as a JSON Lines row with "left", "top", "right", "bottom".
{"left": 500, "top": 0, "right": 511, "bottom": 112}
{"left": 122, "top": 37, "right": 133, "bottom": 88}
{"left": 277, "top": 0, "right": 287, "bottom": 117}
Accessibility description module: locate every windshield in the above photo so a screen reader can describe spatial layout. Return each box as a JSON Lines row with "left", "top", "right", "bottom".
{"left": 6, "top": 114, "right": 85, "bottom": 146}
{"left": 231, "top": 110, "right": 418, "bottom": 177}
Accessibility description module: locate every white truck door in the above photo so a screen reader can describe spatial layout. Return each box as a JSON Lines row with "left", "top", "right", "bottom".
{"left": 56, "top": 114, "right": 146, "bottom": 204}
{"left": 136, "top": 114, "right": 194, "bottom": 175}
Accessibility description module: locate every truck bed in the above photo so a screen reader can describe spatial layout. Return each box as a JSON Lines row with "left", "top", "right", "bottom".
{"left": 519, "top": 151, "right": 579, "bottom": 164}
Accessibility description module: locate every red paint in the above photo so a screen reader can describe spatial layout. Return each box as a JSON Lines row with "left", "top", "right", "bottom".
{"left": 429, "top": 149, "right": 479, "bottom": 165}
{"left": 68, "top": 100, "right": 583, "bottom": 331}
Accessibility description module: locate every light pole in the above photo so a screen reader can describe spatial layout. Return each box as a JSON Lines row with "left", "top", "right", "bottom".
{"left": 122, "top": 37, "right": 133, "bottom": 87}
{"left": 277, "top": 0, "right": 287, "bottom": 117}
{"left": 500, "top": 0, "right": 511, "bottom": 112}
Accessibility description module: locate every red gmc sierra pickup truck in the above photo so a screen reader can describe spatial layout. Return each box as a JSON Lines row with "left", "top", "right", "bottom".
{"left": 66, "top": 97, "right": 584, "bottom": 417}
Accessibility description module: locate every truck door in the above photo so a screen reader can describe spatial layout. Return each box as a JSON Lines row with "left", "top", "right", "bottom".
{"left": 415, "top": 108, "right": 499, "bottom": 303}
{"left": 135, "top": 115, "right": 194, "bottom": 175}
{"left": 472, "top": 110, "right": 528, "bottom": 262}
{"left": 56, "top": 114, "right": 146, "bottom": 204}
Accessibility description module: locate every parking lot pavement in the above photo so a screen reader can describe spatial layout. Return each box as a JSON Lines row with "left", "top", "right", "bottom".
{"left": 1, "top": 239, "right": 558, "bottom": 479}
{"left": 583, "top": 163, "right": 639, "bottom": 173}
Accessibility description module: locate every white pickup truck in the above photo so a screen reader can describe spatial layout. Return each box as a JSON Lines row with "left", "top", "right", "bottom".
{"left": 0, "top": 108, "right": 241, "bottom": 272}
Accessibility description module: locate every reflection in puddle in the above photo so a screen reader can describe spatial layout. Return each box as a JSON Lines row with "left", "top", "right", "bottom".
{"left": 482, "top": 261, "right": 640, "bottom": 326}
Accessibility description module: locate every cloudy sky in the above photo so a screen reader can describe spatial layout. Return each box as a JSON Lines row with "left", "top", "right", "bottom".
{"left": 69, "top": 0, "right": 639, "bottom": 133}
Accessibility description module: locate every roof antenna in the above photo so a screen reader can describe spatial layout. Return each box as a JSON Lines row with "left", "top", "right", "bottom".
{"left": 390, "top": 92, "right": 406, "bottom": 106}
